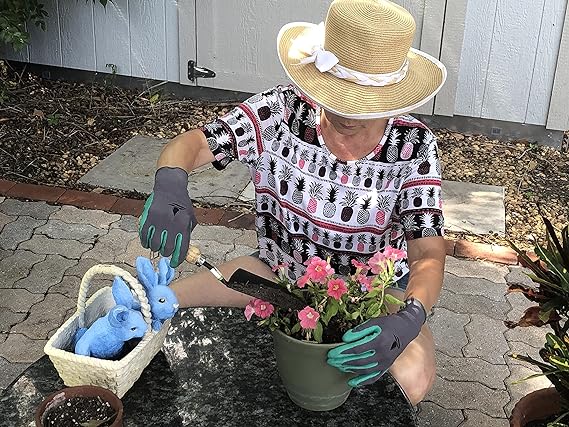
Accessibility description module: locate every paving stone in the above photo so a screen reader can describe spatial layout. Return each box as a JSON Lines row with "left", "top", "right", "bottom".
{"left": 0, "top": 248, "right": 13, "bottom": 261}
{"left": 14, "top": 254, "right": 77, "bottom": 294}
{"left": 503, "top": 363, "right": 552, "bottom": 417}
{"left": 11, "top": 293, "right": 74, "bottom": 339}
{"left": 0, "top": 198, "right": 60, "bottom": 219}
{"left": 428, "top": 307, "right": 470, "bottom": 357}
{"left": 443, "top": 272, "right": 507, "bottom": 303}
{"left": 191, "top": 224, "right": 244, "bottom": 243}
{"left": 0, "top": 333, "right": 5, "bottom": 344}
{"left": 0, "top": 308, "right": 26, "bottom": 333}
{"left": 188, "top": 239, "right": 234, "bottom": 265}
{"left": 114, "top": 236, "right": 150, "bottom": 266}
{"left": 461, "top": 411, "right": 508, "bottom": 427}
{"left": 504, "top": 326, "right": 549, "bottom": 351}
{"left": 0, "top": 289, "right": 43, "bottom": 312}
{"left": 436, "top": 351, "right": 509, "bottom": 390}
{"left": 445, "top": 256, "right": 508, "bottom": 284}
{"left": 417, "top": 401, "right": 463, "bottom": 427}
{"left": 428, "top": 376, "right": 509, "bottom": 417}
{"left": 0, "top": 333, "right": 46, "bottom": 363}
{"left": 81, "top": 228, "right": 135, "bottom": 263}
{"left": 49, "top": 204, "right": 120, "bottom": 228}
{"left": 0, "top": 211, "right": 15, "bottom": 233}
{"left": 507, "top": 341, "right": 545, "bottom": 372}
{"left": 78, "top": 135, "right": 251, "bottom": 206}
{"left": 49, "top": 275, "right": 82, "bottom": 299}
{"left": 505, "top": 290, "right": 537, "bottom": 322}
{"left": 241, "top": 229, "right": 259, "bottom": 248}
{"left": 226, "top": 244, "right": 259, "bottom": 261}
{"left": 0, "top": 250, "right": 45, "bottom": 288}
{"left": 63, "top": 258, "right": 98, "bottom": 277}
{"left": 506, "top": 266, "right": 535, "bottom": 287}
{"left": 110, "top": 215, "right": 139, "bottom": 232}
{"left": 0, "top": 357, "right": 28, "bottom": 392}
{"left": 0, "top": 215, "right": 45, "bottom": 250}
{"left": 438, "top": 288, "right": 510, "bottom": 320}
{"left": 464, "top": 314, "right": 509, "bottom": 364}
{"left": 238, "top": 181, "right": 255, "bottom": 202}
{"left": 35, "top": 219, "right": 106, "bottom": 243}
{"left": 18, "top": 234, "right": 90, "bottom": 259}
{"left": 0, "top": 197, "right": 4, "bottom": 203}
{"left": 442, "top": 180, "right": 505, "bottom": 235}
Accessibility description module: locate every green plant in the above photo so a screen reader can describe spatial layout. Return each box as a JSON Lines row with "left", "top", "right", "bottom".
{"left": 0, "top": 0, "right": 108, "bottom": 51}
{"left": 506, "top": 212, "right": 569, "bottom": 426}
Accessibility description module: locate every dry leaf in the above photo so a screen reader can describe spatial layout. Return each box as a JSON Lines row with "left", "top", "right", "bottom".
{"left": 33, "top": 109, "right": 45, "bottom": 118}
{"left": 86, "top": 117, "right": 95, "bottom": 127}
{"left": 527, "top": 160, "right": 538, "bottom": 171}
{"left": 451, "top": 133, "right": 465, "bottom": 141}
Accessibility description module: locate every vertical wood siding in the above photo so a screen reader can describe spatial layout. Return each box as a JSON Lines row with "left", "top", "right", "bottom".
{"left": 1, "top": 0, "right": 179, "bottom": 81}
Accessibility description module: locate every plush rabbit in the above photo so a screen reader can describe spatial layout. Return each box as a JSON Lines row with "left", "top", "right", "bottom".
{"left": 74, "top": 304, "right": 148, "bottom": 359}
{"left": 135, "top": 256, "right": 179, "bottom": 331}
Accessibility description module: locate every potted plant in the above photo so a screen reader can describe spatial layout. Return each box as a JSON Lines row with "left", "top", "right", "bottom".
{"left": 244, "top": 247, "right": 406, "bottom": 411}
{"left": 505, "top": 213, "right": 569, "bottom": 427}
{"left": 35, "top": 385, "right": 123, "bottom": 427}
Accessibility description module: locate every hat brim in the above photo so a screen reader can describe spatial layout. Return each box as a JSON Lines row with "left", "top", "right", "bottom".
{"left": 277, "top": 22, "right": 447, "bottom": 119}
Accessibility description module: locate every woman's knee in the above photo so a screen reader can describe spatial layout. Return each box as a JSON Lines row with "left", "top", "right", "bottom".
{"left": 398, "top": 363, "right": 436, "bottom": 405}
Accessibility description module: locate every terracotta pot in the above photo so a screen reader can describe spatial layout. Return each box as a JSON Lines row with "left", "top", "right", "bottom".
{"left": 271, "top": 329, "right": 355, "bottom": 412}
{"left": 510, "top": 387, "right": 561, "bottom": 427}
{"left": 35, "top": 385, "right": 124, "bottom": 427}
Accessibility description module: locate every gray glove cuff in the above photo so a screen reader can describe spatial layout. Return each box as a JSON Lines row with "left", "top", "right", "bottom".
{"left": 154, "top": 167, "right": 189, "bottom": 193}
{"left": 402, "top": 298, "right": 427, "bottom": 326}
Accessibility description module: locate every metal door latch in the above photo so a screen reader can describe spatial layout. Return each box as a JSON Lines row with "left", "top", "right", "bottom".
{"left": 188, "top": 60, "right": 216, "bottom": 82}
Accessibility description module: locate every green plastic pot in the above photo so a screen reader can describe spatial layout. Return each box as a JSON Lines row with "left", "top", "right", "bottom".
{"left": 271, "top": 329, "right": 355, "bottom": 411}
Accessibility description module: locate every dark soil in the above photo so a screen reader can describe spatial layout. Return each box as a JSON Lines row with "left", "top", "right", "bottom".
{"left": 43, "top": 396, "right": 116, "bottom": 427}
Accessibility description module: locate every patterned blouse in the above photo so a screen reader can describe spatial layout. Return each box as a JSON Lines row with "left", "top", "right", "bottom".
{"left": 201, "top": 85, "right": 444, "bottom": 281}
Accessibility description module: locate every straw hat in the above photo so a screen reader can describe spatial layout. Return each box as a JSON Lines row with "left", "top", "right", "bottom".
{"left": 277, "top": 0, "right": 447, "bottom": 119}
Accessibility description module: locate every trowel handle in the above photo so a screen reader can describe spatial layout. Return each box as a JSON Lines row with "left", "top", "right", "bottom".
{"left": 185, "top": 245, "right": 204, "bottom": 264}
{"left": 185, "top": 244, "right": 228, "bottom": 285}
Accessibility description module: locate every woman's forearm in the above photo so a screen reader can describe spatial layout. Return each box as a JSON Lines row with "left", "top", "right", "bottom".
{"left": 157, "top": 129, "right": 214, "bottom": 172}
{"left": 404, "top": 237, "right": 446, "bottom": 312}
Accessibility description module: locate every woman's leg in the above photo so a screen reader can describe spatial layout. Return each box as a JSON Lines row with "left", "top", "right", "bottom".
{"left": 171, "top": 255, "right": 276, "bottom": 308}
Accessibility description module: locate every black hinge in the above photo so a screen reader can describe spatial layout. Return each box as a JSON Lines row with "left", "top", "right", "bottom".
{"left": 188, "top": 60, "right": 216, "bottom": 82}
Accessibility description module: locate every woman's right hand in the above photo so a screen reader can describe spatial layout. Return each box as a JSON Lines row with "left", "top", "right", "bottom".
{"left": 138, "top": 166, "right": 197, "bottom": 268}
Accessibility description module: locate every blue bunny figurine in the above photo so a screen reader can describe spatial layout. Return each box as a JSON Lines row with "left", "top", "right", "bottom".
{"left": 111, "top": 275, "right": 141, "bottom": 311}
{"left": 135, "top": 256, "right": 179, "bottom": 331}
{"left": 74, "top": 305, "right": 148, "bottom": 359}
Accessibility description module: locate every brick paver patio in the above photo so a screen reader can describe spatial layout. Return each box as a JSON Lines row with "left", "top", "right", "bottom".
{"left": 0, "top": 197, "right": 551, "bottom": 426}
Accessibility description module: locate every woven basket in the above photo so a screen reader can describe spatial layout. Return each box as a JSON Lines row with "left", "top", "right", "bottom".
{"left": 44, "top": 264, "right": 170, "bottom": 398}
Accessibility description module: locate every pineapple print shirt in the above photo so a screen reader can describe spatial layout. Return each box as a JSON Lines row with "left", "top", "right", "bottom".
{"left": 201, "top": 85, "right": 444, "bottom": 283}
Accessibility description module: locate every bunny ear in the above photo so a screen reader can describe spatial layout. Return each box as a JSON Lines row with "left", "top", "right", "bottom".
{"left": 157, "top": 257, "right": 175, "bottom": 286}
{"left": 136, "top": 256, "right": 158, "bottom": 289}
{"left": 108, "top": 305, "right": 129, "bottom": 327}
{"left": 112, "top": 276, "right": 134, "bottom": 309}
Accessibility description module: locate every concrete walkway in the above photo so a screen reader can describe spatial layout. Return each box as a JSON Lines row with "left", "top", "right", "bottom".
{"left": 0, "top": 197, "right": 550, "bottom": 426}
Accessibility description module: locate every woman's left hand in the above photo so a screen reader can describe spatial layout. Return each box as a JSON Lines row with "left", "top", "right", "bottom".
{"left": 327, "top": 299, "right": 426, "bottom": 387}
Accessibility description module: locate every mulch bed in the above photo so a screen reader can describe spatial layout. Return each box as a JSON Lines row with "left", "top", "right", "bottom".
{"left": 1, "top": 61, "right": 567, "bottom": 250}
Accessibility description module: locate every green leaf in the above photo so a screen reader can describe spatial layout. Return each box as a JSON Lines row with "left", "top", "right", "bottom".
{"left": 384, "top": 294, "right": 404, "bottom": 307}
{"left": 546, "top": 333, "right": 569, "bottom": 358}
{"left": 322, "top": 301, "right": 339, "bottom": 325}
{"left": 549, "top": 355, "right": 569, "bottom": 372}
{"left": 351, "top": 310, "right": 361, "bottom": 320}
{"left": 314, "top": 322, "right": 323, "bottom": 343}
{"left": 149, "top": 93, "right": 160, "bottom": 104}
{"left": 535, "top": 244, "right": 569, "bottom": 288}
{"left": 291, "top": 322, "right": 301, "bottom": 335}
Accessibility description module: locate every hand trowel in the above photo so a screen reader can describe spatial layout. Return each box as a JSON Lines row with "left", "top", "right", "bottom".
{"left": 185, "top": 245, "right": 306, "bottom": 311}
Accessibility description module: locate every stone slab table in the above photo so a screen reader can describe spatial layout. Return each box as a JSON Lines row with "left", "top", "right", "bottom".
{"left": 0, "top": 308, "right": 417, "bottom": 426}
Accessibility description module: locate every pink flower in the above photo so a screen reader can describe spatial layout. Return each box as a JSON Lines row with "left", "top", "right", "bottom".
{"left": 327, "top": 278, "right": 347, "bottom": 300}
{"left": 368, "top": 252, "right": 388, "bottom": 274}
{"left": 305, "top": 257, "right": 334, "bottom": 283}
{"left": 271, "top": 263, "right": 289, "bottom": 273}
{"left": 351, "top": 259, "right": 369, "bottom": 271}
{"left": 244, "top": 303, "right": 255, "bottom": 321}
{"left": 298, "top": 306, "right": 320, "bottom": 329}
{"left": 357, "top": 274, "right": 373, "bottom": 291}
{"left": 297, "top": 273, "right": 310, "bottom": 288}
{"left": 384, "top": 246, "right": 406, "bottom": 261}
{"left": 253, "top": 299, "right": 274, "bottom": 319}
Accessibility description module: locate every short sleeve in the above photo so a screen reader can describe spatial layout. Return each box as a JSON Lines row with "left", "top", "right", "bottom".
{"left": 201, "top": 86, "right": 285, "bottom": 170}
{"left": 398, "top": 131, "right": 445, "bottom": 240}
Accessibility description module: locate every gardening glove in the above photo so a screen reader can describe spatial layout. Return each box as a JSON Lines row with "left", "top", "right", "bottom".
{"left": 138, "top": 166, "right": 197, "bottom": 268}
{"left": 327, "top": 298, "right": 427, "bottom": 387}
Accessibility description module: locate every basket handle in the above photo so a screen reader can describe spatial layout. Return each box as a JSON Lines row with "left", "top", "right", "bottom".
{"left": 77, "top": 264, "right": 153, "bottom": 328}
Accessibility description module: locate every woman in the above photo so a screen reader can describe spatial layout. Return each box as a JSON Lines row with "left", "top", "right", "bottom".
{"left": 138, "top": 0, "right": 447, "bottom": 405}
